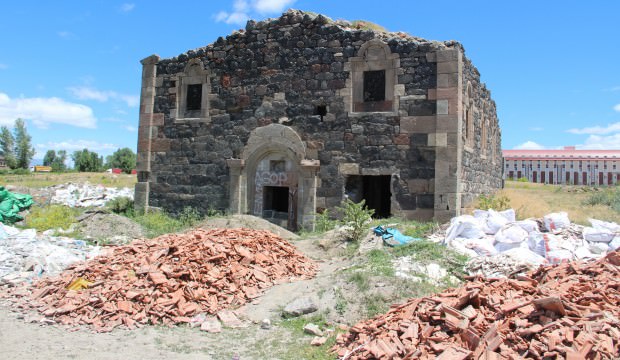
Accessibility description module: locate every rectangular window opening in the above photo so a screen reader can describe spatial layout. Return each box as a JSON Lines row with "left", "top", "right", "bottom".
{"left": 363, "top": 70, "right": 385, "bottom": 102}
{"left": 263, "top": 186, "right": 289, "bottom": 215}
{"left": 186, "top": 84, "right": 202, "bottom": 111}
{"left": 345, "top": 175, "right": 391, "bottom": 218}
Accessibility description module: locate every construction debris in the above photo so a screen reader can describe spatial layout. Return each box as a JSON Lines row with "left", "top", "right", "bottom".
{"left": 333, "top": 250, "right": 620, "bottom": 359}
{"left": 7, "top": 228, "right": 316, "bottom": 332}
{"left": 0, "top": 224, "right": 101, "bottom": 285}
{"left": 440, "top": 209, "right": 620, "bottom": 277}
{"left": 49, "top": 182, "right": 133, "bottom": 208}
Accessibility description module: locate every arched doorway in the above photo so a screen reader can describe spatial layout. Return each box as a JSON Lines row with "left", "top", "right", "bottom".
{"left": 227, "top": 124, "right": 319, "bottom": 231}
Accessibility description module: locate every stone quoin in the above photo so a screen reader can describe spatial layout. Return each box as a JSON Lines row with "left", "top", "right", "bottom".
{"left": 134, "top": 10, "right": 502, "bottom": 230}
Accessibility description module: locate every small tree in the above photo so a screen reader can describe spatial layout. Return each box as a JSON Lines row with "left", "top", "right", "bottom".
{"left": 44, "top": 150, "right": 67, "bottom": 172}
{"left": 106, "top": 147, "right": 136, "bottom": 174}
{"left": 72, "top": 149, "right": 104, "bottom": 172}
{"left": 43, "top": 150, "right": 56, "bottom": 166}
{"left": 0, "top": 126, "right": 17, "bottom": 169}
{"left": 13, "top": 119, "right": 35, "bottom": 169}
{"left": 336, "top": 198, "right": 375, "bottom": 243}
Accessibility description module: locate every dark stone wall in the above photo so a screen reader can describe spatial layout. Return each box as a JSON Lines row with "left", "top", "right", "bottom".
{"left": 143, "top": 10, "right": 468, "bottom": 216}
{"left": 460, "top": 56, "right": 503, "bottom": 206}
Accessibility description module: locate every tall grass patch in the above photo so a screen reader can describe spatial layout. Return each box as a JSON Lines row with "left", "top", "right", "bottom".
{"left": 25, "top": 205, "right": 81, "bottom": 232}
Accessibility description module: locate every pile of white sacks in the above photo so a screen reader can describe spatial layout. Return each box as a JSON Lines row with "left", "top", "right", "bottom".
{"left": 442, "top": 209, "right": 620, "bottom": 275}
{"left": 50, "top": 183, "right": 134, "bottom": 208}
{"left": 0, "top": 223, "right": 102, "bottom": 285}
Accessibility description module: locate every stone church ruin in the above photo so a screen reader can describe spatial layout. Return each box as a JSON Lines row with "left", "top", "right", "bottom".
{"left": 134, "top": 10, "right": 502, "bottom": 230}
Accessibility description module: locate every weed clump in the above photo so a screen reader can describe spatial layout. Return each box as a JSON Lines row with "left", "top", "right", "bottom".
{"left": 336, "top": 198, "right": 374, "bottom": 243}
{"left": 476, "top": 193, "right": 511, "bottom": 211}
{"left": 583, "top": 187, "right": 620, "bottom": 212}
{"left": 25, "top": 205, "right": 80, "bottom": 232}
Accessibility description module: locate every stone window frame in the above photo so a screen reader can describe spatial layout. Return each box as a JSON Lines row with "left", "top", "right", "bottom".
{"left": 172, "top": 58, "right": 210, "bottom": 122}
{"left": 480, "top": 102, "right": 487, "bottom": 158}
{"left": 463, "top": 82, "right": 474, "bottom": 150}
{"left": 348, "top": 39, "right": 400, "bottom": 115}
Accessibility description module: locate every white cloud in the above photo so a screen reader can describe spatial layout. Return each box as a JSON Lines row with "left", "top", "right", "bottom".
{"left": 120, "top": 3, "right": 135, "bottom": 13}
{"left": 57, "top": 31, "right": 74, "bottom": 38}
{"left": 67, "top": 86, "right": 138, "bottom": 107}
{"left": 514, "top": 141, "right": 545, "bottom": 150}
{"left": 0, "top": 63, "right": 7, "bottom": 70}
{"left": 215, "top": 0, "right": 296, "bottom": 25}
{"left": 36, "top": 140, "right": 118, "bottom": 153}
{"left": 0, "top": 92, "right": 96, "bottom": 129}
{"left": 567, "top": 122, "right": 620, "bottom": 135}
{"left": 253, "top": 0, "right": 296, "bottom": 14}
{"left": 577, "top": 134, "right": 620, "bottom": 150}
{"left": 614, "top": 104, "right": 620, "bottom": 112}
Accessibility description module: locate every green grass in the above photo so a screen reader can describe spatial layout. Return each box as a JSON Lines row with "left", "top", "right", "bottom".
{"left": 24, "top": 205, "right": 81, "bottom": 232}
{"left": 278, "top": 314, "right": 339, "bottom": 360}
{"left": 583, "top": 187, "right": 620, "bottom": 212}
{"left": 0, "top": 172, "right": 136, "bottom": 188}
{"left": 390, "top": 240, "right": 468, "bottom": 279}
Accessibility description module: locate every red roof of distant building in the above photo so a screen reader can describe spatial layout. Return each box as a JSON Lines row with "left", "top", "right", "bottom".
{"left": 503, "top": 147, "right": 620, "bottom": 160}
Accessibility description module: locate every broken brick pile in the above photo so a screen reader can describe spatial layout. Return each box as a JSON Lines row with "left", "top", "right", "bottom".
{"left": 15, "top": 228, "right": 317, "bottom": 332}
{"left": 334, "top": 250, "right": 620, "bottom": 359}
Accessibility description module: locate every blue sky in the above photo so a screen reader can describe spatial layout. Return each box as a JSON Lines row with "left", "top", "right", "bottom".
{"left": 0, "top": 0, "right": 619, "bottom": 160}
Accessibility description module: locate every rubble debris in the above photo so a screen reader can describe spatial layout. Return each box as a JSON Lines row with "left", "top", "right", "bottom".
{"left": 0, "top": 224, "right": 101, "bottom": 285}
{"left": 200, "top": 316, "right": 222, "bottom": 333}
{"left": 282, "top": 297, "right": 319, "bottom": 317}
{"left": 392, "top": 258, "right": 459, "bottom": 286}
{"left": 76, "top": 210, "right": 144, "bottom": 244}
{"left": 439, "top": 209, "right": 620, "bottom": 277}
{"left": 333, "top": 250, "right": 620, "bottom": 359}
{"left": 49, "top": 182, "right": 133, "bottom": 208}
{"left": 304, "top": 323, "right": 324, "bottom": 336}
{"left": 5, "top": 228, "right": 316, "bottom": 332}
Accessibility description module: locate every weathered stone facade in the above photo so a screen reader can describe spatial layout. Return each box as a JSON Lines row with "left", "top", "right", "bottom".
{"left": 135, "top": 10, "right": 502, "bottom": 230}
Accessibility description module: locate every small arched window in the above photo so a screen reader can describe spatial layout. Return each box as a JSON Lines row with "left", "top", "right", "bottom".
{"left": 174, "top": 58, "right": 210, "bottom": 121}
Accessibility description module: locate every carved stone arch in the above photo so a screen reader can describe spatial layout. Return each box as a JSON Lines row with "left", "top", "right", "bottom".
{"left": 347, "top": 39, "right": 400, "bottom": 113}
{"left": 357, "top": 38, "right": 392, "bottom": 60}
{"left": 228, "top": 124, "right": 319, "bottom": 231}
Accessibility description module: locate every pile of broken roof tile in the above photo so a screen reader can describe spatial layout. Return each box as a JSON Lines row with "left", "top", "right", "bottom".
{"left": 12, "top": 228, "right": 316, "bottom": 332}
{"left": 334, "top": 250, "right": 620, "bottom": 359}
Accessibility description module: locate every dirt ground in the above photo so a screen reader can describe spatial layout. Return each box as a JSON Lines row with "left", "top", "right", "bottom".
{"left": 0, "top": 231, "right": 357, "bottom": 360}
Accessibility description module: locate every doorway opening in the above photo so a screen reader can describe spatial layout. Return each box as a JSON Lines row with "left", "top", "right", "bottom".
{"left": 345, "top": 175, "right": 392, "bottom": 218}
{"left": 263, "top": 186, "right": 289, "bottom": 219}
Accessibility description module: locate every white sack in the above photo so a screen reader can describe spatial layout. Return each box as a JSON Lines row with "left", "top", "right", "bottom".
{"left": 473, "top": 209, "right": 509, "bottom": 235}
{"left": 583, "top": 227, "right": 615, "bottom": 243}
{"left": 546, "top": 249, "right": 573, "bottom": 264}
{"left": 543, "top": 212, "right": 570, "bottom": 233}
{"left": 495, "top": 223, "right": 529, "bottom": 244}
{"left": 503, "top": 247, "right": 547, "bottom": 266}
{"left": 444, "top": 215, "right": 485, "bottom": 244}
{"left": 514, "top": 219, "right": 539, "bottom": 234}
{"left": 528, "top": 232, "right": 561, "bottom": 257}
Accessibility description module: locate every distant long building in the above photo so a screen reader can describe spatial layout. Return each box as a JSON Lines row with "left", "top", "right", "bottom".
{"left": 503, "top": 147, "right": 620, "bottom": 186}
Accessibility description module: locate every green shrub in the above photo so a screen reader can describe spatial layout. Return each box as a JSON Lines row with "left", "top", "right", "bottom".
{"left": 106, "top": 196, "right": 134, "bottom": 215}
{"left": 131, "top": 211, "right": 184, "bottom": 238}
{"left": 178, "top": 206, "right": 202, "bottom": 227}
{"left": 25, "top": 205, "right": 80, "bottom": 232}
{"left": 477, "top": 193, "right": 511, "bottom": 211}
{"left": 336, "top": 198, "right": 374, "bottom": 243}
{"left": 314, "top": 208, "right": 337, "bottom": 232}
{"left": 517, "top": 177, "right": 528, "bottom": 182}
{"left": 583, "top": 187, "right": 620, "bottom": 212}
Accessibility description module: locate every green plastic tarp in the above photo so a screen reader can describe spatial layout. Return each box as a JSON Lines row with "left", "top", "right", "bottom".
{"left": 0, "top": 186, "right": 34, "bottom": 224}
